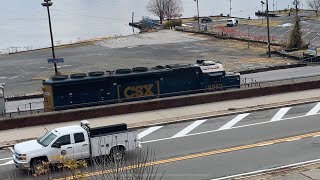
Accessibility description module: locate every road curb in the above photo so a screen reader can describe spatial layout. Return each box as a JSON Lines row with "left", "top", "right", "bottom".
{"left": 2, "top": 96, "right": 320, "bottom": 150}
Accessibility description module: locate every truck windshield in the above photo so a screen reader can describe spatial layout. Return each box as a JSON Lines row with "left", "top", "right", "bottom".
{"left": 37, "top": 131, "right": 57, "bottom": 147}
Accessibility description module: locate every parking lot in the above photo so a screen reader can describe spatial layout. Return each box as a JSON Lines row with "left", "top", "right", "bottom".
{"left": 184, "top": 14, "right": 320, "bottom": 46}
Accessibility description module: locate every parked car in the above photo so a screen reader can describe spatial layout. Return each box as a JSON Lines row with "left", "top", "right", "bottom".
{"left": 227, "top": 18, "right": 239, "bottom": 26}
{"left": 201, "top": 17, "right": 212, "bottom": 23}
{"left": 13, "top": 121, "right": 141, "bottom": 172}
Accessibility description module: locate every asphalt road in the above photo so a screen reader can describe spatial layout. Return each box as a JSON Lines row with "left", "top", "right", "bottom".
{"left": 2, "top": 102, "right": 320, "bottom": 179}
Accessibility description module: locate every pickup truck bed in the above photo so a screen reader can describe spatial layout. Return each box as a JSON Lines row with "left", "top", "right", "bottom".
{"left": 90, "top": 123, "right": 128, "bottom": 137}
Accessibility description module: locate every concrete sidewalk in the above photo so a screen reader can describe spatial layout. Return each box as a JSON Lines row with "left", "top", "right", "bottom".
{"left": 1, "top": 89, "right": 320, "bottom": 146}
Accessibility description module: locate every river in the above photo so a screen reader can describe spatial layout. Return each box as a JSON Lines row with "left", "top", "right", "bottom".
{"left": 0, "top": 0, "right": 306, "bottom": 54}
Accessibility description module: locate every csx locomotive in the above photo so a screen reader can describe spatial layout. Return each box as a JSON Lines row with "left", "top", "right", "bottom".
{"left": 42, "top": 60, "right": 240, "bottom": 112}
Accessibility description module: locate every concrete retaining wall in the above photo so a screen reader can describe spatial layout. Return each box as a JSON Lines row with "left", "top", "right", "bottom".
{"left": 1, "top": 80, "right": 320, "bottom": 131}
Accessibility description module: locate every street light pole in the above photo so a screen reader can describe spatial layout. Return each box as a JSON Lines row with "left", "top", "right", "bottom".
{"left": 230, "top": 0, "right": 232, "bottom": 17}
{"left": 42, "top": 0, "right": 58, "bottom": 75}
{"left": 295, "top": 0, "right": 298, "bottom": 18}
{"left": 261, "top": 1, "right": 265, "bottom": 24}
{"left": 196, "top": 0, "right": 200, "bottom": 31}
{"left": 266, "top": 0, "right": 271, "bottom": 58}
{"left": 273, "top": 0, "right": 275, "bottom": 12}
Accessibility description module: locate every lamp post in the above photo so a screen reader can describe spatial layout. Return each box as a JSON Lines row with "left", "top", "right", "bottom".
{"left": 195, "top": 0, "right": 200, "bottom": 31}
{"left": 247, "top": 25, "right": 250, "bottom": 48}
{"left": 273, "top": 0, "right": 275, "bottom": 12}
{"left": 261, "top": 1, "right": 265, "bottom": 24}
{"left": 230, "top": 0, "right": 232, "bottom": 17}
{"left": 265, "top": 0, "right": 271, "bottom": 58}
{"left": 42, "top": 0, "right": 58, "bottom": 75}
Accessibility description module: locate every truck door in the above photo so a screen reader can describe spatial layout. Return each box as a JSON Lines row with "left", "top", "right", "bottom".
{"left": 72, "top": 132, "right": 90, "bottom": 159}
{"left": 51, "top": 134, "right": 74, "bottom": 160}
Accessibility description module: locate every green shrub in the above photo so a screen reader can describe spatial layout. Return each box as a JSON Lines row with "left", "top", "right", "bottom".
{"left": 163, "top": 19, "right": 182, "bottom": 29}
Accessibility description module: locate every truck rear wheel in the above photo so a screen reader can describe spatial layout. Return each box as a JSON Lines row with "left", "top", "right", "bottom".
{"left": 110, "top": 146, "right": 125, "bottom": 162}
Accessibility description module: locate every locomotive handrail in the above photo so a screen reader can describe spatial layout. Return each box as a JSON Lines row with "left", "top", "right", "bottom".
{"left": 52, "top": 84, "right": 241, "bottom": 110}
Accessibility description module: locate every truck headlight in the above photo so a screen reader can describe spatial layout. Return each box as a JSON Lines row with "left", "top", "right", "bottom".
{"left": 18, "top": 154, "right": 27, "bottom": 161}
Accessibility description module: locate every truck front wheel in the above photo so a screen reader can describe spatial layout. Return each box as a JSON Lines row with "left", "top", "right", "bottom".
{"left": 30, "top": 157, "right": 48, "bottom": 174}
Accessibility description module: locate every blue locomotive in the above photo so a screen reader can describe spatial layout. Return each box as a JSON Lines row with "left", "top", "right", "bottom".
{"left": 42, "top": 60, "right": 240, "bottom": 111}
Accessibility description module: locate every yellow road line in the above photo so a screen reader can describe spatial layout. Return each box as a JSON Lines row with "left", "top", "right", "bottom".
{"left": 54, "top": 131, "right": 320, "bottom": 180}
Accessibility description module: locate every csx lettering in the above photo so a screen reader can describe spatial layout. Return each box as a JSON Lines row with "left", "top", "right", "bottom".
{"left": 124, "top": 84, "right": 154, "bottom": 98}
{"left": 208, "top": 84, "right": 222, "bottom": 90}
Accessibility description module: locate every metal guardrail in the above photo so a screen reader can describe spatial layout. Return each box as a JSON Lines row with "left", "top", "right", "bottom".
{"left": 241, "top": 74, "right": 320, "bottom": 88}
{"left": 1, "top": 109, "right": 44, "bottom": 118}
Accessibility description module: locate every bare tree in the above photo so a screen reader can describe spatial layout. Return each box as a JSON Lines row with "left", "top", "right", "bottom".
{"left": 308, "top": 0, "right": 320, "bottom": 18}
{"left": 163, "top": 0, "right": 183, "bottom": 20}
{"left": 147, "top": 0, "right": 183, "bottom": 24}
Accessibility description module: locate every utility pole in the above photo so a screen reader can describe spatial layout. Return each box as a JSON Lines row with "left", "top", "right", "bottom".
{"left": 42, "top": 0, "right": 58, "bottom": 75}
{"left": 196, "top": 0, "right": 200, "bottom": 31}
{"left": 230, "top": 0, "right": 232, "bottom": 17}
{"left": 273, "top": 0, "right": 275, "bottom": 12}
{"left": 261, "top": 1, "right": 265, "bottom": 24}
{"left": 266, "top": 0, "right": 271, "bottom": 58}
{"left": 295, "top": 0, "right": 298, "bottom": 18}
{"left": 247, "top": 25, "right": 250, "bottom": 48}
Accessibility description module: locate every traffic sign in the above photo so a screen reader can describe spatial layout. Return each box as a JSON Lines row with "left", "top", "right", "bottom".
{"left": 47, "top": 58, "right": 64, "bottom": 64}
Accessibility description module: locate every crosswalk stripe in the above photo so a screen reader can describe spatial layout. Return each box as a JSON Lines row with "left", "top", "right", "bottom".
{"left": 0, "top": 160, "right": 14, "bottom": 166}
{"left": 306, "top": 102, "right": 320, "bottom": 116}
{"left": 8, "top": 76, "right": 19, "bottom": 80}
{"left": 270, "top": 107, "right": 291, "bottom": 122}
{"left": 0, "top": 157, "right": 11, "bottom": 161}
{"left": 138, "top": 126, "right": 163, "bottom": 139}
{"left": 172, "top": 120, "right": 207, "bottom": 138}
{"left": 218, "top": 113, "right": 250, "bottom": 130}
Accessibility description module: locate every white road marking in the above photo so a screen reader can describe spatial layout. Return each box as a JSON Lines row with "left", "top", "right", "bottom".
{"left": 9, "top": 147, "right": 14, "bottom": 153}
{"left": 270, "top": 107, "right": 291, "bottom": 121}
{"left": 280, "top": 28, "right": 291, "bottom": 37}
{"left": 306, "top": 102, "right": 320, "bottom": 116}
{"left": 0, "top": 160, "right": 14, "bottom": 166}
{"left": 218, "top": 113, "right": 250, "bottom": 130}
{"left": 171, "top": 120, "right": 207, "bottom": 138}
{"left": 303, "top": 24, "right": 320, "bottom": 38}
{"left": 0, "top": 157, "right": 11, "bottom": 161}
{"left": 0, "top": 77, "right": 7, "bottom": 80}
{"left": 142, "top": 111, "right": 320, "bottom": 144}
{"left": 8, "top": 76, "right": 19, "bottom": 80}
{"left": 138, "top": 126, "right": 163, "bottom": 139}
{"left": 310, "top": 33, "right": 320, "bottom": 43}
{"left": 61, "top": 65, "right": 72, "bottom": 68}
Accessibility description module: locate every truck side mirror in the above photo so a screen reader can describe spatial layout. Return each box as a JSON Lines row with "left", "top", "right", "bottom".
{"left": 52, "top": 142, "right": 61, "bottom": 148}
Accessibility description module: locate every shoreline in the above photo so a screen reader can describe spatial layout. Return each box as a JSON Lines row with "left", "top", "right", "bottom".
{"left": 1, "top": 32, "right": 140, "bottom": 55}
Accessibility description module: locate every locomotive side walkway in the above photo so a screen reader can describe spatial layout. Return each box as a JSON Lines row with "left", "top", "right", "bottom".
{"left": 1, "top": 88, "right": 320, "bottom": 146}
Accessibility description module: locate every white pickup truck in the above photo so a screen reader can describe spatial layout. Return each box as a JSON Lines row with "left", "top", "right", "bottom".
{"left": 13, "top": 121, "right": 141, "bottom": 171}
